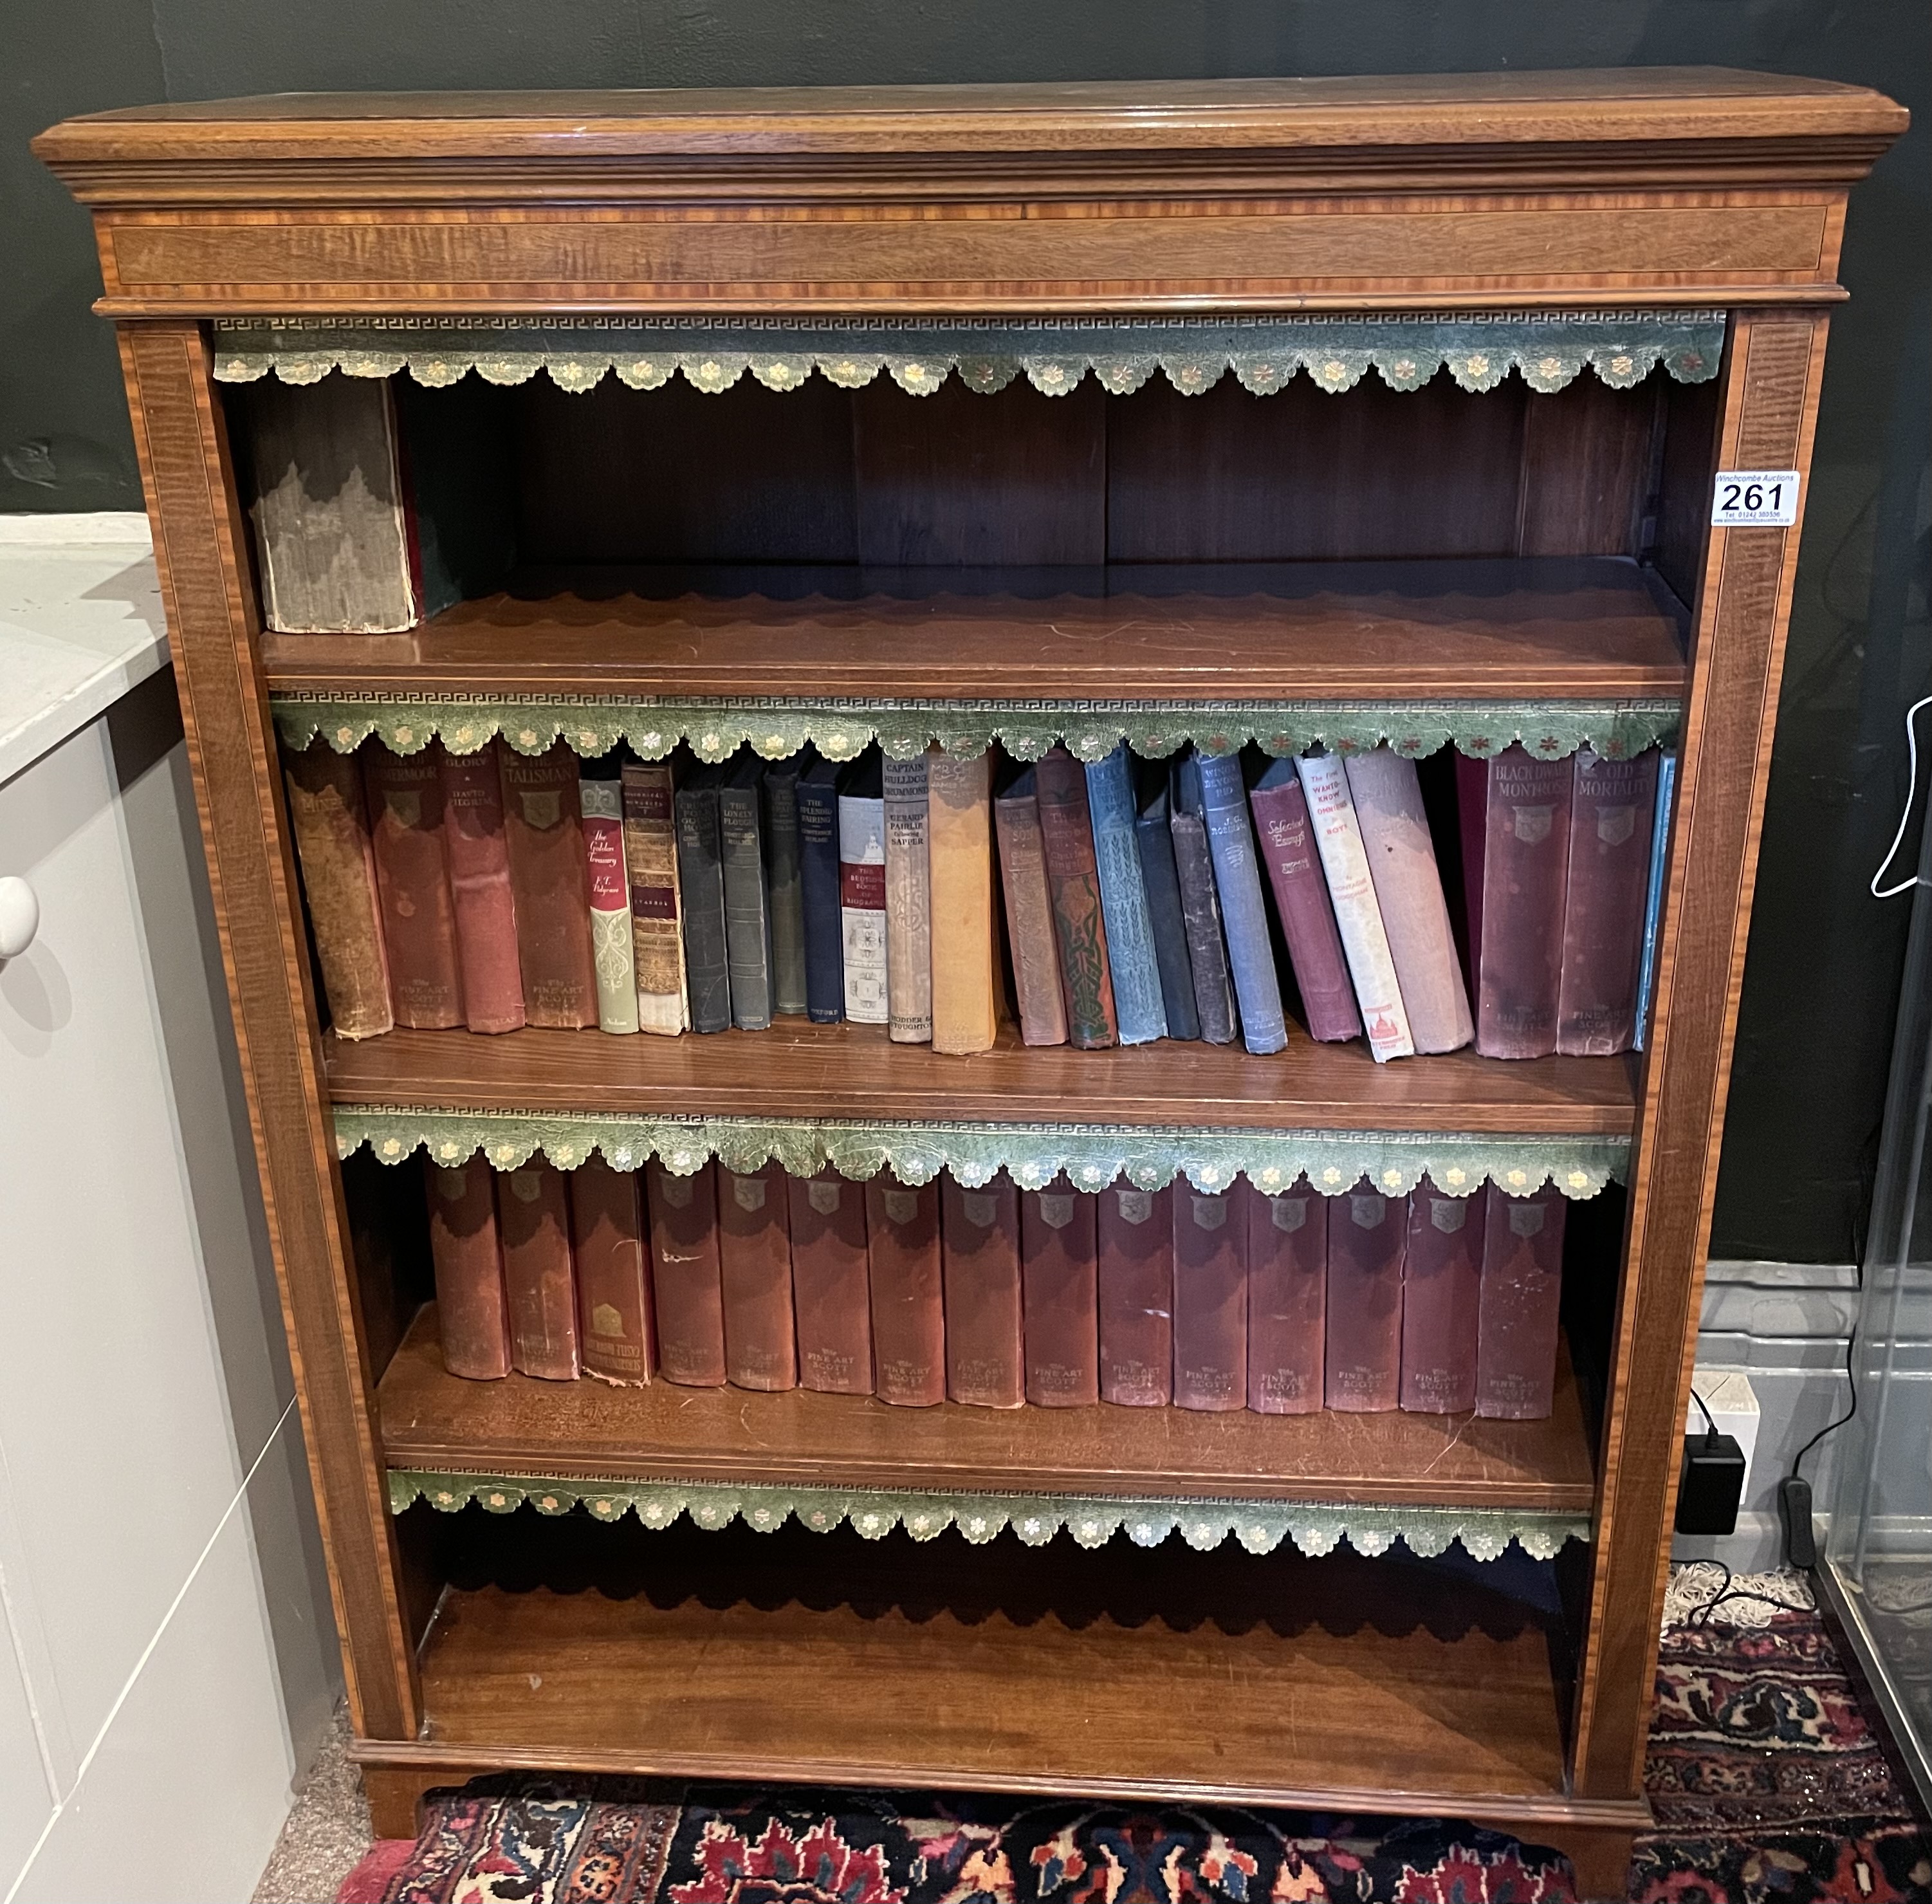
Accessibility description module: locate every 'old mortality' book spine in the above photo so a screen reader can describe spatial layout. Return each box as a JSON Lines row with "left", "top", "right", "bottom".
{"left": 363, "top": 739, "right": 464, "bottom": 1029}
{"left": 579, "top": 766, "right": 640, "bottom": 1035}
{"left": 283, "top": 739, "right": 392, "bottom": 1039}
{"left": 928, "top": 748, "right": 998, "bottom": 1054}
{"left": 942, "top": 1172, "right": 1024, "bottom": 1408}
{"left": 865, "top": 1171, "right": 946, "bottom": 1406}
{"left": 499, "top": 741, "right": 598, "bottom": 1030}
{"left": 789, "top": 1169, "right": 874, "bottom": 1394}
{"left": 620, "top": 759, "right": 687, "bottom": 1035}
{"left": 425, "top": 1157, "right": 511, "bottom": 1380}
{"left": 440, "top": 741, "right": 525, "bottom": 1034}
{"left": 1097, "top": 1183, "right": 1173, "bottom": 1406}
{"left": 645, "top": 1160, "right": 726, "bottom": 1385}
{"left": 719, "top": 1163, "right": 797, "bottom": 1391}
{"left": 571, "top": 1155, "right": 654, "bottom": 1385}
{"left": 1021, "top": 1177, "right": 1099, "bottom": 1407}
{"left": 497, "top": 1160, "right": 580, "bottom": 1380}
{"left": 1246, "top": 1179, "right": 1326, "bottom": 1414}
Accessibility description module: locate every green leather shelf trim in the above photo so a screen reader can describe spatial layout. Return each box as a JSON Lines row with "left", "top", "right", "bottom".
{"left": 335, "top": 1105, "right": 1628, "bottom": 1200}
{"left": 273, "top": 693, "right": 1682, "bottom": 768}
{"left": 212, "top": 311, "right": 1723, "bottom": 399}
{"left": 386, "top": 1468, "right": 1590, "bottom": 1563}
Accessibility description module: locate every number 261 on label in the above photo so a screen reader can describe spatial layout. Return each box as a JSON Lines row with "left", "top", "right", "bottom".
{"left": 1711, "top": 470, "right": 1801, "bottom": 526}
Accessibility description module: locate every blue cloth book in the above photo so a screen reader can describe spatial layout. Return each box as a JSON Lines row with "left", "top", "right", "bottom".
{"left": 1085, "top": 743, "right": 1168, "bottom": 1045}
{"left": 1193, "top": 746, "right": 1288, "bottom": 1055}
{"left": 1134, "top": 763, "right": 1201, "bottom": 1042}
{"left": 1632, "top": 748, "right": 1677, "bottom": 1053}
{"left": 795, "top": 756, "right": 845, "bottom": 1024}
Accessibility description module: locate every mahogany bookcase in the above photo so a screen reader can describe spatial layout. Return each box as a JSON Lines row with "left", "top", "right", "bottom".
{"left": 37, "top": 70, "right": 1905, "bottom": 1898}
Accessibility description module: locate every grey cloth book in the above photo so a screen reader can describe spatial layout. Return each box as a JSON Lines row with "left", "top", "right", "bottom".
{"left": 675, "top": 761, "right": 732, "bottom": 1033}
{"left": 763, "top": 752, "right": 809, "bottom": 1017}
{"left": 719, "top": 750, "right": 775, "bottom": 1030}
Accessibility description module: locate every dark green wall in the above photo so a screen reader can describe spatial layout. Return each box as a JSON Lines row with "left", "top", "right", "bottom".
{"left": 6, "top": 2, "right": 1927, "bottom": 1262}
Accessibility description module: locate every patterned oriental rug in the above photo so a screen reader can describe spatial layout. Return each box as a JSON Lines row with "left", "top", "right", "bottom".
{"left": 338, "top": 1572, "right": 1931, "bottom": 1904}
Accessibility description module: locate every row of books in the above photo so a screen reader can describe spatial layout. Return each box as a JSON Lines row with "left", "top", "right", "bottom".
{"left": 431, "top": 1154, "right": 1567, "bottom": 1419}
{"left": 288, "top": 732, "right": 1673, "bottom": 1061}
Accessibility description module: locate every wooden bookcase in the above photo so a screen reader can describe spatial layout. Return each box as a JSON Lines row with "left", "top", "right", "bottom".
{"left": 37, "top": 70, "right": 1906, "bottom": 1897}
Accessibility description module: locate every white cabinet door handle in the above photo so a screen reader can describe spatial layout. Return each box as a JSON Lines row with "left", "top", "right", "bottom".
{"left": 0, "top": 877, "right": 39, "bottom": 959}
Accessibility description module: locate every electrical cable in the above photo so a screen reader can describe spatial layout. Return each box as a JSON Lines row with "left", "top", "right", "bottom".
{"left": 1870, "top": 694, "right": 1932, "bottom": 898}
{"left": 1680, "top": 1559, "right": 1810, "bottom": 1629}
{"left": 1689, "top": 1386, "right": 1721, "bottom": 1446}
{"left": 1790, "top": 1320, "right": 1859, "bottom": 1481}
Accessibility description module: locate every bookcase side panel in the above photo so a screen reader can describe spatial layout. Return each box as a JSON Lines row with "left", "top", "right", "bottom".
{"left": 1571, "top": 308, "right": 1830, "bottom": 1799}
{"left": 115, "top": 318, "right": 422, "bottom": 1743}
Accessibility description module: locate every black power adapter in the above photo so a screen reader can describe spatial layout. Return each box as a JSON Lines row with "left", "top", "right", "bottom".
{"left": 1675, "top": 1392, "right": 1747, "bottom": 1537}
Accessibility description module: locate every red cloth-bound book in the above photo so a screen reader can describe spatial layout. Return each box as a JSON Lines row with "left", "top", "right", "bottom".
{"left": 440, "top": 739, "right": 525, "bottom": 1033}
{"left": 1476, "top": 1185, "right": 1567, "bottom": 1419}
{"left": 1097, "top": 1183, "right": 1172, "bottom": 1407}
{"left": 645, "top": 1159, "right": 726, "bottom": 1386}
{"left": 865, "top": 1172, "right": 946, "bottom": 1407}
{"left": 496, "top": 1158, "right": 580, "bottom": 1380}
{"left": 1021, "top": 1176, "right": 1098, "bottom": 1407}
{"left": 1172, "top": 1185, "right": 1247, "bottom": 1411}
{"left": 1399, "top": 1178, "right": 1485, "bottom": 1413}
{"left": 1325, "top": 1179, "right": 1406, "bottom": 1412}
{"left": 719, "top": 1163, "right": 798, "bottom": 1392}
{"left": 499, "top": 740, "right": 598, "bottom": 1029}
{"left": 571, "top": 1156, "right": 654, "bottom": 1386}
{"left": 1246, "top": 1178, "right": 1325, "bottom": 1414}
{"left": 941, "top": 1172, "right": 1024, "bottom": 1408}
{"left": 789, "top": 1170, "right": 874, "bottom": 1395}
{"left": 425, "top": 1156, "right": 511, "bottom": 1380}
{"left": 362, "top": 739, "right": 463, "bottom": 1028}
{"left": 1557, "top": 748, "right": 1661, "bottom": 1056}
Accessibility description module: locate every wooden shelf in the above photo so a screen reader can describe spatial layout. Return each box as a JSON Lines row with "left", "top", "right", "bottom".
{"left": 324, "top": 1019, "right": 1637, "bottom": 1134}
{"left": 262, "top": 556, "right": 1688, "bottom": 703}
{"left": 391, "top": 1517, "right": 1579, "bottom": 1810}
{"left": 379, "top": 1303, "right": 1596, "bottom": 1509}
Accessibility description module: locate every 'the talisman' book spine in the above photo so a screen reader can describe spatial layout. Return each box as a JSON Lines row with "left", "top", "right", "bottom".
{"left": 883, "top": 750, "right": 934, "bottom": 1043}
{"left": 1476, "top": 1185, "right": 1567, "bottom": 1419}
{"left": 1172, "top": 1187, "right": 1247, "bottom": 1411}
{"left": 838, "top": 759, "right": 890, "bottom": 1026}
{"left": 941, "top": 1172, "right": 1024, "bottom": 1408}
{"left": 1634, "top": 751, "right": 1678, "bottom": 1053}
{"left": 1133, "top": 775, "right": 1200, "bottom": 1042}
{"left": 1457, "top": 745, "right": 1574, "bottom": 1059}
{"left": 1399, "top": 1178, "right": 1485, "bottom": 1414}
{"left": 865, "top": 1171, "right": 945, "bottom": 1406}
{"left": 788, "top": 1169, "right": 874, "bottom": 1394}
{"left": 571, "top": 1156, "right": 654, "bottom": 1386}
{"left": 645, "top": 1159, "right": 726, "bottom": 1385}
{"left": 499, "top": 741, "right": 598, "bottom": 1030}
{"left": 719, "top": 757, "right": 775, "bottom": 1032}
{"left": 1295, "top": 753, "right": 1414, "bottom": 1062}
{"left": 620, "top": 760, "right": 687, "bottom": 1036}
{"left": 1246, "top": 1179, "right": 1325, "bottom": 1414}
{"left": 928, "top": 748, "right": 998, "bottom": 1055}
{"left": 796, "top": 761, "right": 845, "bottom": 1023}
{"left": 1249, "top": 759, "right": 1360, "bottom": 1044}
{"left": 1085, "top": 744, "right": 1167, "bottom": 1046}
{"left": 1034, "top": 745, "right": 1117, "bottom": 1048}
{"left": 283, "top": 740, "right": 392, "bottom": 1039}
{"left": 579, "top": 770, "right": 640, "bottom": 1035}
{"left": 1557, "top": 747, "right": 1661, "bottom": 1056}
{"left": 497, "top": 1160, "right": 580, "bottom": 1380}
{"left": 1344, "top": 748, "right": 1471, "bottom": 1055}
{"left": 764, "top": 757, "right": 809, "bottom": 1017}
{"left": 674, "top": 770, "right": 731, "bottom": 1033}
{"left": 1097, "top": 1183, "right": 1173, "bottom": 1405}
{"left": 719, "top": 1163, "right": 797, "bottom": 1391}
{"left": 363, "top": 739, "right": 464, "bottom": 1029}
{"left": 1169, "top": 772, "right": 1237, "bottom": 1045}
{"left": 1021, "top": 1177, "right": 1099, "bottom": 1407}
{"left": 1196, "top": 750, "right": 1287, "bottom": 1056}
{"left": 425, "top": 1158, "right": 511, "bottom": 1379}
{"left": 1325, "top": 1181, "right": 1406, "bottom": 1411}
{"left": 440, "top": 741, "right": 525, "bottom": 1034}
{"left": 993, "top": 767, "right": 1069, "bottom": 1047}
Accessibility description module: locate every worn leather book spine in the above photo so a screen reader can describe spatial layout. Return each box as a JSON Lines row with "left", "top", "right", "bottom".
{"left": 1457, "top": 745, "right": 1574, "bottom": 1059}
{"left": 1344, "top": 748, "right": 1472, "bottom": 1055}
{"left": 1196, "top": 750, "right": 1287, "bottom": 1055}
{"left": 499, "top": 741, "right": 598, "bottom": 1030}
{"left": 796, "top": 761, "right": 845, "bottom": 1023}
{"left": 1633, "top": 750, "right": 1678, "bottom": 1053}
{"left": 1249, "top": 759, "right": 1361, "bottom": 1044}
{"left": 571, "top": 1156, "right": 654, "bottom": 1386}
{"left": 1172, "top": 1186, "right": 1247, "bottom": 1411}
{"left": 1476, "top": 1185, "right": 1567, "bottom": 1419}
{"left": 425, "top": 1157, "right": 511, "bottom": 1379}
{"left": 1399, "top": 1179, "right": 1486, "bottom": 1413}
{"left": 719, "top": 758, "right": 775, "bottom": 1031}
{"left": 941, "top": 1172, "right": 1025, "bottom": 1408}
{"left": 1084, "top": 744, "right": 1167, "bottom": 1046}
{"left": 439, "top": 741, "right": 524, "bottom": 1034}
{"left": 993, "top": 767, "right": 1069, "bottom": 1047}
{"left": 1033, "top": 745, "right": 1117, "bottom": 1048}
{"left": 1295, "top": 753, "right": 1415, "bottom": 1062}
{"left": 788, "top": 1169, "right": 874, "bottom": 1394}
{"left": 865, "top": 1171, "right": 946, "bottom": 1406}
{"left": 362, "top": 739, "right": 464, "bottom": 1029}
{"left": 620, "top": 759, "right": 688, "bottom": 1035}
{"left": 1245, "top": 1178, "right": 1325, "bottom": 1414}
{"left": 1324, "top": 1180, "right": 1406, "bottom": 1412}
{"left": 838, "top": 761, "right": 890, "bottom": 1026}
{"left": 718, "top": 1162, "right": 797, "bottom": 1391}
{"left": 283, "top": 740, "right": 393, "bottom": 1039}
{"left": 579, "top": 771, "right": 641, "bottom": 1035}
{"left": 674, "top": 768, "right": 732, "bottom": 1033}
{"left": 1096, "top": 1183, "right": 1173, "bottom": 1406}
{"left": 882, "top": 750, "right": 934, "bottom": 1042}
{"left": 1168, "top": 773, "right": 1237, "bottom": 1045}
{"left": 1557, "top": 748, "right": 1661, "bottom": 1056}
{"left": 928, "top": 748, "right": 998, "bottom": 1055}
{"left": 763, "top": 757, "right": 809, "bottom": 1017}
{"left": 1021, "top": 1176, "right": 1099, "bottom": 1407}
{"left": 1132, "top": 777, "right": 1200, "bottom": 1042}
{"left": 645, "top": 1159, "right": 726, "bottom": 1386}
{"left": 497, "top": 1160, "right": 580, "bottom": 1380}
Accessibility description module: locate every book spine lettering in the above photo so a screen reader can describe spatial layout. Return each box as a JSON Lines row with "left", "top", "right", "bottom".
{"left": 1249, "top": 772, "right": 1361, "bottom": 1043}
{"left": 497, "top": 1160, "right": 580, "bottom": 1380}
{"left": 1021, "top": 1178, "right": 1099, "bottom": 1407}
{"left": 1557, "top": 748, "right": 1661, "bottom": 1056}
{"left": 1245, "top": 1180, "right": 1325, "bottom": 1414}
{"left": 865, "top": 1172, "right": 946, "bottom": 1405}
{"left": 1168, "top": 809, "right": 1237, "bottom": 1044}
{"left": 499, "top": 743, "right": 598, "bottom": 1029}
{"left": 571, "top": 1156, "right": 654, "bottom": 1385}
{"left": 941, "top": 1172, "right": 1024, "bottom": 1408}
{"left": 620, "top": 762, "right": 688, "bottom": 1035}
{"left": 993, "top": 784, "right": 1069, "bottom": 1046}
{"left": 674, "top": 787, "right": 731, "bottom": 1033}
{"left": 764, "top": 768, "right": 809, "bottom": 1017}
{"left": 928, "top": 750, "right": 998, "bottom": 1055}
{"left": 363, "top": 739, "right": 464, "bottom": 1029}
{"left": 1476, "top": 1186, "right": 1567, "bottom": 1419}
{"left": 440, "top": 741, "right": 525, "bottom": 1034}
{"left": 425, "top": 1157, "right": 511, "bottom": 1379}
{"left": 1196, "top": 753, "right": 1287, "bottom": 1055}
{"left": 282, "top": 742, "right": 393, "bottom": 1039}
{"left": 883, "top": 752, "right": 934, "bottom": 1042}
{"left": 796, "top": 777, "right": 845, "bottom": 1023}
{"left": 838, "top": 793, "right": 890, "bottom": 1025}
{"left": 1324, "top": 1181, "right": 1406, "bottom": 1411}
{"left": 579, "top": 778, "right": 641, "bottom": 1035}
{"left": 1172, "top": 1187, "right": 1247, "bottom": 1410}
{"left": 1085, "top": 747, "right": 1167, "bottom": 1045}
{"left": 1096, "top": 1183, "right": 1173, "bottom": 1405}
{"left": 1399, "top": 1179, "right": 1485, "bottom": 1413}
{"left": 645, "top": 1160, "right": 726, "bottom": 1385}
{"left": 718, "top": 1163, "right": 796, "bottom": 1390}
{"left": 1033, "top": 748, "right": 1117, "bottom": 1048}
{"left": 787, "top": 1169, "right": 874, "bottom": 1394}
{"left": 718, "top": 778, "right": 774, "bottom": 1031}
